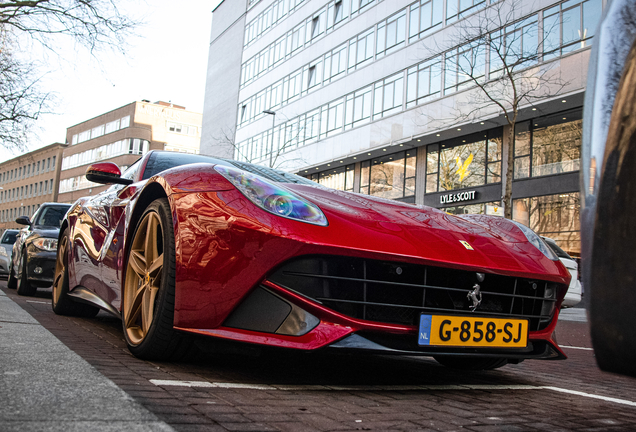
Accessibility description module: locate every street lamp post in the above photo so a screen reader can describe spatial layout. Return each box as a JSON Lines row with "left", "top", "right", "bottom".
{"left": 263, "top": 110, "right": 276, "bottom": 168}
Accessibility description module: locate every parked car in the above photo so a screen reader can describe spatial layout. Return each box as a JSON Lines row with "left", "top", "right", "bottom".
{"left": 0, "top": 229, "right": 19, "bottom": 276}
{"left": 542, "top": 237, "right": 581, "bottom": 308}
{"left": 53, "top": 150, "right": 570, "bottom": 368}
{"left": 7, "top": 203, "right": 71, "bottom": 296}
{"left": 581, "top": 0, "right": 636, "bottom": 377}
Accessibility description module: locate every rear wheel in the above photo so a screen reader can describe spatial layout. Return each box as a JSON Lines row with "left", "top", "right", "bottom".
{"left": 122, "top": 198, "right": 191, "bottom": 360}
{"left": 52, "top": 230, "right": 99, "bottom": 318}
{"left": 16, "top": 252, "right": 37, "bottom": 296}
{"left": 433, "top": 356, "right": 508, "bottom": 371}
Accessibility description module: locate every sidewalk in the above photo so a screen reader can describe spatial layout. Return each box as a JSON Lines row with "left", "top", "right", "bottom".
{"left": 0, "top": 285, "right": 174, "bottom": 432}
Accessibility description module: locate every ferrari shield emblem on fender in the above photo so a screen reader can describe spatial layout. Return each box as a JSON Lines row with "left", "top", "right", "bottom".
{"left": 459, "top": 240, "right": 474, "bottom": 250}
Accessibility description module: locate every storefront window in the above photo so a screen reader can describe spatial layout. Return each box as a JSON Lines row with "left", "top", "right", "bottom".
{"left": 426, "top": 129, "right": 502, "bottom": 192}
{"left": 512, "top": 192, "right": 580, "bottom": 256}
{"left": 360, "top": 150, "right": 416, "bottom": 199}
{"left": 310, "top": 164, "right": 354, "bottom": 191}
{"left": 514, "top": 109, "right": 581, "bottom": 179}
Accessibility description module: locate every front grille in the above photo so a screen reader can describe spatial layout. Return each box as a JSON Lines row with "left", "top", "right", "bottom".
{"left": 267, "top": 256, "right": 561, "bottom": 331}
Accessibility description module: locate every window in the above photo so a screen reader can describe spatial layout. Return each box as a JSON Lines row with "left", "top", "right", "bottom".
{"left": 543, "top": 0, "right": 602, "bottom": 60}
{"left": 105, "top": 119, "right": 121, "bottom": 134}
{"left": 334, "top": 1, "right": 344, "bottom": 24}
{"left": 324, "top": 43, "right": 347, "bottom": 83}
{"left": 311, "top": 16, "right": 320, "bottom": 39}
{"left": 322, "top": 98, "right": 344, "bottom": 137}
{"left": 307, "top": 62, "right": 322, "bottom": 90}
{"left": 311, "top": 164, "right": 354, "bottom": 190}
{"left": 348, "top": 29, "right": 374, "bottom": 70}
{"left": 513, "top": 192, "right": 580, "bottom": 256}
{"left": 426, "top": 129, "right": 503, "bottom": 193}
{"left": 360, "top": 150, "right": 416, "bottom": 199}
{"left": 514, "top": 109, "right": 582, "bottom": 179}
{"left": 444, "top": 42, "right": 486, "bottom": 94}
{"left": 406, "top": 56, "right": 442, "bottom": 107}
{"left": 490, "top": 15, "right": 539, "bottom": 78}
{"left": 446, "top": 0, "right": 486, "bottom": 24}
{"left": 290, "top": 23, "right": 305, "bottom": 53}
{"left": 409, "top": 0, "right": 443, "bottom": 42}
{"left": 373, "top": 73, "right": 404, "bottom": 118}
{"left": 91, "top": 124, "right": 105, "bottom": 139}
{"left": 376, "top": 10, "right": 406, "bottom": 58}
{"left": 345, "top": 86, "right": 372, "bottom": 129}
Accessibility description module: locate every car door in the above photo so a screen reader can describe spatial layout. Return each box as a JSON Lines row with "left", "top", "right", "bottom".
{"left": 97, "top": 159, "right": 145, "bottom": 310}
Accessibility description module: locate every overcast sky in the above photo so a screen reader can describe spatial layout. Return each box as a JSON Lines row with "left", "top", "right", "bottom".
{"left": 2, "top": 0, "right": 221, "bottom": 163}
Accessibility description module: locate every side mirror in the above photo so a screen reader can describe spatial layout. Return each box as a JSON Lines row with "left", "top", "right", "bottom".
{"left": 86, "top": 162, "right": 133, "bottom": 185}
{"left": 15, "top": 216, "right": 31, "bottom": 226}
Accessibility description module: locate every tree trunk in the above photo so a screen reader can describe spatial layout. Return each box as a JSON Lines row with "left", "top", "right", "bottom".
{"left": 504, "top": 122, "right": 515, "bottom": 219}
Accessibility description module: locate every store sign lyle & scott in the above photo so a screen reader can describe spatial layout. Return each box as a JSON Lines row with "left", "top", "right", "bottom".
{"left": 439, "top": 190, "right": 477, "bottom": 204}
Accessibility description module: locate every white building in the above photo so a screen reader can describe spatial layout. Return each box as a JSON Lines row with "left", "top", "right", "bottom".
{"left": 202, "top": 0, "right": 601, "bottom": 256}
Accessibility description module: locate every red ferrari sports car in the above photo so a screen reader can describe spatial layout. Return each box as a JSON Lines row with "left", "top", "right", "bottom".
{"left": 53, "top": 150, "right": 570, "bottom": 369}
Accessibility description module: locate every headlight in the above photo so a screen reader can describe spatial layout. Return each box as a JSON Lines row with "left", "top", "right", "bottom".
{"left": 0, "top": 248, "right": 7, "bottom": 257}
{"left": 510, "top": 220, "right": 558, "bottom": 261}
{"left": 33, "top": 238, "right": 58, "bottom": 251}
{"left": 215, "top": 165, "right": 328, "bottom": 226}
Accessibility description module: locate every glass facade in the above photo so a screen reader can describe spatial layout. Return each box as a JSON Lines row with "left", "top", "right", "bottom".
{"left": 358, "top": 150, "right": 416, "bottom": 199}
{"left": 513, "top": 192, "right": 580, "bottom": 256}
{"left": 426, "top": 129, "right": 502, "bottom": 193}
{"left": 309, "top": 164, "right": 354, "bottom": 191}
{"left": 514, "top": 109, "right": 581, "bottom": 179}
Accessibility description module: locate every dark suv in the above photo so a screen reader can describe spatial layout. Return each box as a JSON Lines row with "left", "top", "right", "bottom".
{"left": 8, "top": 203, "right": 71, "bottom": 296}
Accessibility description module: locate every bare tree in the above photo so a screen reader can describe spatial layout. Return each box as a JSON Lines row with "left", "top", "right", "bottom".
{"left": 215, "top": 122, "right": 309, "bottom": 171}
{"left": 422, "top": 0, "right": 568, "bottom": 219}
{"left": 0, "top": 0, "right": 138, "bottom": 152}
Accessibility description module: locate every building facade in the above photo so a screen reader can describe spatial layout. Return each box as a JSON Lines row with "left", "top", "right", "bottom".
{"left": 58, "top": 100, "right": 203, "bottom": 203}
{"left": 0, "top": 143, "right": 67, "bottom": 231}
{"left": 202, "top": 0, "right": 602, "bottom": 257}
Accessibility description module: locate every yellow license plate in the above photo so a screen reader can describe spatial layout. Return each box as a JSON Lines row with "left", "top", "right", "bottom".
{"left": 418, "top": 314, "right": 528, "bottom": 348}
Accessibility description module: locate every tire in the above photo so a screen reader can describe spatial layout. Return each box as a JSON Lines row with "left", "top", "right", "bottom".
{"left": 16, "top": 251, "right": 37, "bottom": 296}
{"left": 7, "top": 261, "right": 17, "bottom": 289}
{"left": 122, "top": 198, "right": 191, "bottom": 360}
{"left": 52, "top": 229, "right": 99, "bottom": 318}
{"left": 433, "top": 356, "right": 508, "bottom": 371}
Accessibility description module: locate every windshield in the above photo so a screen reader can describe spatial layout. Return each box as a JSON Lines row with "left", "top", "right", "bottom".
{"left": 34, "top": 206, "right": 71, "bottom": 228}
{"left": 141, "top": 151, "right": 316, "bottom": 185}
{"left": 1, "top": 230, "right": 18, "bottom": 244}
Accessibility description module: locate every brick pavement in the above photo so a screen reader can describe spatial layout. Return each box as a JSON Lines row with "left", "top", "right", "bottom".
{"left": 3, "top": 282, "right": 636, "bottom": 432}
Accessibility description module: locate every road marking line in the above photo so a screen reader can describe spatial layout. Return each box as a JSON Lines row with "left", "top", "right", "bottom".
{"left": 25, "top": 300, "right": 49, "bottom": 304}
{"left": 561, "top": 345, "right": 594, "bottom": 351}
{"left": 542, "top": 386, "right": 636, "bottom": 407}
{"left": 150, "top": 380, "right": 636, "bottom": 406}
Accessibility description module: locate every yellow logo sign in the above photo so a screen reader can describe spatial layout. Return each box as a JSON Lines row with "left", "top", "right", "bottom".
{"left": 460, "top": 240, "right": 474, "bottom": 250}
{"left": 455, "top": 153, "right": 474, "bottom": 182}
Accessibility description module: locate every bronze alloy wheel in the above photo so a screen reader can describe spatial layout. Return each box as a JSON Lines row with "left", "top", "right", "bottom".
{"left": 52, "top": 235, "right": 67, "bottom": 307}
{"left": 122, "top": 198, "right": 189, "bottom": 360}
{"left": 124, "top": 209, "right": 164, "bottom": 345}
{"left": 52, "top": 229, "right": 99, "bottom": 317}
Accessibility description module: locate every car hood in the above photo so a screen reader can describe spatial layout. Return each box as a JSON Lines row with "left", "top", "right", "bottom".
{"left": 29, "top": 226, "right": 61, "bottom": 238}
{"left": 285, "top": 184, "right": 568, "bottom": 281}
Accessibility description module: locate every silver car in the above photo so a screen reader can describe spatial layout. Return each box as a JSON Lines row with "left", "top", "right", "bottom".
{"left": 0, "top": 229, "right": 19, "bottom": 276}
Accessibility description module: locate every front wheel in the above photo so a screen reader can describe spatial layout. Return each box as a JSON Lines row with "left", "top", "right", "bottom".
{"left": 16, "top": 252, "right": 37, "bottom": 296}
{"left": 7, "top": 261, "right": 17, "bottom": 289}
{"left": 122, "top": 198, "right": 191, "bottom": 360}
{"left": 52, "top": 229, "right": 99, "bottom": 318}
{"left": 434, "top": 356, "right": 508, "bottom": 371}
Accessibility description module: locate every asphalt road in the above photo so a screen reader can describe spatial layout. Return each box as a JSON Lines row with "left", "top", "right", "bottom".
{"left": 3, "top": 279, "right": 636, "bottom": 432}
